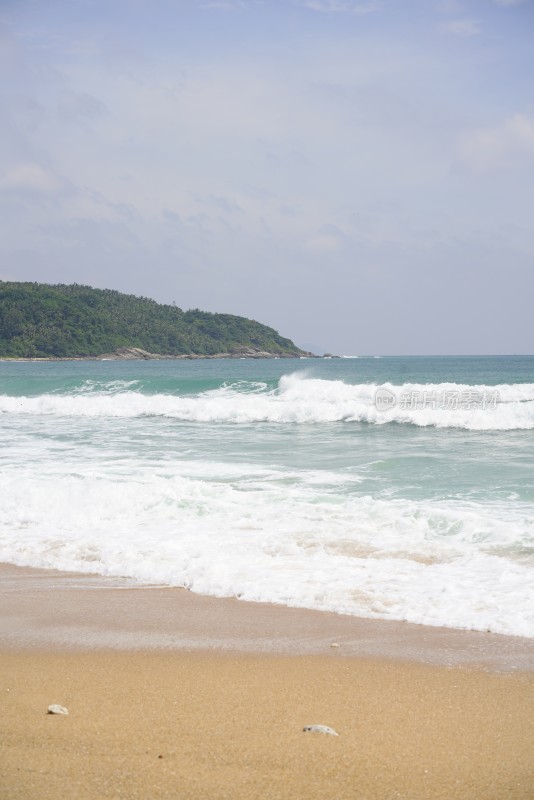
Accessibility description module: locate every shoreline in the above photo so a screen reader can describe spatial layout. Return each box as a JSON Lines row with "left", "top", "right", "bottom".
{"left": 0, "top": 355, "right": 311, "bottom": 362}
{"left": 2, "top": 564, "right": 534, "bottom": 799}
{"left": 1, "top": 563, "right": 533, "bottom": 670}
{"left": 0, "top": 346, "right": 323, "bottom": 362}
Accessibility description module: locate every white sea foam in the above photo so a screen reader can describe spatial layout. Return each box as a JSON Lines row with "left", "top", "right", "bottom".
{"left": 72, "top": 379, "right": 142, "bottom": 394}
{"left": 2, "top": 359, "right": 533, "bottom": 639}
{"left": 0, "top": 458, "right": 533, "bottom": 637}
{"left": 1, "top": 374, "right": 534, "bottom": 429}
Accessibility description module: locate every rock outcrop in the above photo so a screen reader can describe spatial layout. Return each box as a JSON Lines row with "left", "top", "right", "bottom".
{"left": 97, "top": 346, "right": 318, "bottom": 360}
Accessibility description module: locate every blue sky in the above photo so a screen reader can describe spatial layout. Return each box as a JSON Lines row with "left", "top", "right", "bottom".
{"left": 1, "top": 0, "right": 533, "bottom": 354}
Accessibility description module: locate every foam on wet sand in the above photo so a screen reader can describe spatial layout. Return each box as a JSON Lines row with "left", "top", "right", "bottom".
{"left": 1, "top": 564, "right": 533, "bottom": 800}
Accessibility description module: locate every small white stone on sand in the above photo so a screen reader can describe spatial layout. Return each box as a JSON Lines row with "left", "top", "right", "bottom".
{"left": 47, "top": 704, "right": 69, "bottom": 715}
{"left": 303, "top": 724, "right": 339, "bottom": 736}
{"left": 330, "top": 643, "right": 340, "bottom": 648}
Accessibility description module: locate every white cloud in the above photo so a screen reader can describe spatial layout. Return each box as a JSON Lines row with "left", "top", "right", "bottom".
{"left": 0, "top": 162, "right": 66, "bottom": 194}
{"left": 435, "top": 1, "right": 464, "bottom": 12}
{"left": 305, "top": 224, "right": 346, "bottom": 252}
{"left": 440, "top": 18, "right": 481, "bottom": 36}
{"left": 299, "top": 0, "right": 382, "bottom": 14}
{"left": 200, "top": 0, "right": 265, "bottom": 8}
{"left": 305, "top": 233, "right": 342, "bottom": 251}
{"left": 57, "top": 90, "right": 107, "bottom": 124}
{"left": 192, "top": 193, "right": 244, "bottom": 215}
{"left": 200, "top": 1, "right": 246, "bottom": 9}
{"left": 458, "top": 113, "right": 534, "bottom": 171}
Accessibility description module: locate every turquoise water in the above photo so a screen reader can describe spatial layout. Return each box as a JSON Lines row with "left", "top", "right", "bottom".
{"left": 1, "top": 356, "right": 533, "bottom": 635}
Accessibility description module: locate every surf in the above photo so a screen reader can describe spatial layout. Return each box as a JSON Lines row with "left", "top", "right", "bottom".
{"left": 1, "top": 373, "right": 534, "bottom": 430}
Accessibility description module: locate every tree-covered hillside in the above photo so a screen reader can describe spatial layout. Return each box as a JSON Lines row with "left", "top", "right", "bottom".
{"left": 0, "top": 282, "right": 305, "bottom": 358}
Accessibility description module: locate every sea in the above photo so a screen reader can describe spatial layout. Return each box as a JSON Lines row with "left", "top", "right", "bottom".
{"left": 1, "top": 355, "right": 533, "bottom": 638}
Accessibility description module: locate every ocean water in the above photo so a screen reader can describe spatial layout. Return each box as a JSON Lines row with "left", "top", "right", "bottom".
{"left": 1, "top": 355, "right": 533, "bottom": 638}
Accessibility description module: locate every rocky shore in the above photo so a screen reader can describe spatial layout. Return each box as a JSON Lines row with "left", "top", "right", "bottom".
{"left": 0, "top": 346, "right": 337, "bottom": 361}
{"left": 98, "top": 346, "right": 319, "bottom": 360}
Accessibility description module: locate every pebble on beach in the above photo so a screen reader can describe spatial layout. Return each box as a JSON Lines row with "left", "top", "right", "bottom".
{"left": 47, "top": 704, "right": 69, "bottom": 715}
{"left": 303, "top": 725, "right": 339, "bottom": 736}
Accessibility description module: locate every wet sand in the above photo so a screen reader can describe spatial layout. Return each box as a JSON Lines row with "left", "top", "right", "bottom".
{"left": 1, "top": 564, "right": 533, "bottom": 799}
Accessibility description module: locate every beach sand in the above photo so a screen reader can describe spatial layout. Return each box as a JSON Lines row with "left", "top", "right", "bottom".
{"left": 1, "top": 564, "right": 533, "bottom": 800}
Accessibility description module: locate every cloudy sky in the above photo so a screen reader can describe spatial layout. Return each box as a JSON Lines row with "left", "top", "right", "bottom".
{"left": 1, "top": 0, "right": 533, "bottom": 354}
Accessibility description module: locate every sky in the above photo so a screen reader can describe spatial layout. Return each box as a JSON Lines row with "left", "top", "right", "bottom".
{"left": 0, "top": 0, "right": 533, "bottom": 355}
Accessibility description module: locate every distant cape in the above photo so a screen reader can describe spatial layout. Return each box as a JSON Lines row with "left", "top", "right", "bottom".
{"left": 0, "top": 281, "right": 315, "bottom": 360}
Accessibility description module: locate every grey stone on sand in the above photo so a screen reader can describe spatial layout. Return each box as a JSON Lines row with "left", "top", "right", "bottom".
{"left": 47, "top": 704, "right": 69, "bottom": 715}
{"left": 303, "top": 724, "right": 339, "bottom": 736}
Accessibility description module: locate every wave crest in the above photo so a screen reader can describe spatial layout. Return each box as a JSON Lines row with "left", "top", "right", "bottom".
{"left": 1, "top": 373, "right": 534, "bottom": 430}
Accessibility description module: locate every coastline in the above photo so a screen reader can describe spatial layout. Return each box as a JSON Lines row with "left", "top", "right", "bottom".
{"left": 1, "top": 563, "right": 533, "bottom": 670}
{"left": 1, "top": 564, "right": 533, "bottom": 799}
{"left": 0, "top": 355, "right": 308, "bottom": 362}
{"left": 0, "top": 346, "right": 322, "bottom": 362}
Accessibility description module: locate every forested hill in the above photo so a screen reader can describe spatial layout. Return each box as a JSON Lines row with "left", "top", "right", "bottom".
{"left": 0, "top": 282, "right": 307, "bottom": 359}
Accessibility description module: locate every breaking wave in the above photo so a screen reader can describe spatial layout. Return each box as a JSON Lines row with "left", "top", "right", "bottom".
{"left": 1, "top": 373, "right": 534, "bottom": 430}
{"left": 1, "top": 465, "right": 533, "bottom": 636}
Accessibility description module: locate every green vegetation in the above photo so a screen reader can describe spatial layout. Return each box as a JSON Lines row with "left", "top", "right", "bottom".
{"left": 0, "top": 282, "right": 305, "bottom": 358}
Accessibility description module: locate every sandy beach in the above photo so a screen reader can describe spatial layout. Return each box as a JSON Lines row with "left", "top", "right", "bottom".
{"left": 1, "top": 564, "right": 534, "bottom": 800}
